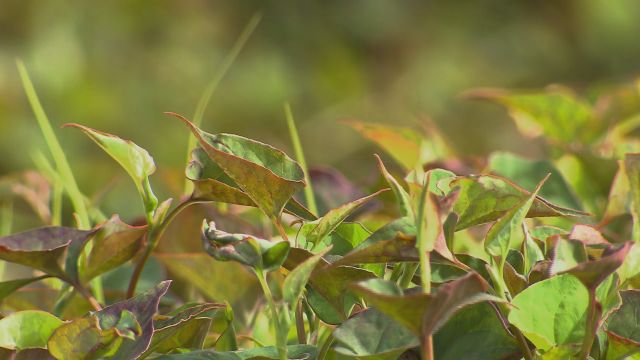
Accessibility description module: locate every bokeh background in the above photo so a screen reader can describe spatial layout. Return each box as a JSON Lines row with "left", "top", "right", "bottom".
{"left": 1, "top": 0, "right": 640, "bottom": 220}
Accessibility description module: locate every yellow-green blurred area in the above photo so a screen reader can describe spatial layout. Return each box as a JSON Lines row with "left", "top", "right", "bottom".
{"left": 1, "top": 0, "right": 640, "bottom": 221}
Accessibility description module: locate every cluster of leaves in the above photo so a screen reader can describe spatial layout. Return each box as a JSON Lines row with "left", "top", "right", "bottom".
{"left": 3, "top": 69, "right": 640, "bottom": 360}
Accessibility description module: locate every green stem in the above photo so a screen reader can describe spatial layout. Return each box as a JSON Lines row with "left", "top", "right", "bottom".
{"left": 284, "top": 103, "right": 318, "bottom": 215}
{"left": 127, "top": 200, "right": 198, "bottom": 297}
{"left": 255, "top": 269, "right": 287, "bottom": 360}
{"left": 398, "top": 263, "right": 418, "bottom": 288}
{"left": 580, "top": 289, "right": 599, "bottom": 360}
{"left": 317, "top": 330, "right": 335, "bottom": 360}
{"left": 183, "top": 13, "right": 262, "bottom": 195}
{"left": 0, "top": 201, "right": 12, "bottom": 280}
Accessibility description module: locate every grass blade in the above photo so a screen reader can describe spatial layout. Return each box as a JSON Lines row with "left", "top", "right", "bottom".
{"left": 284, "top": 103, "right": 318, "bottom": 215}
{"left": 183, "top": 13, "right": 262, "bottom": 194}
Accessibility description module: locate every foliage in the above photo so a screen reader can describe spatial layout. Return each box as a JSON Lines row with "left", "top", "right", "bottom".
{"left": 4, "top": 66, "right": 640, "bottom": 360}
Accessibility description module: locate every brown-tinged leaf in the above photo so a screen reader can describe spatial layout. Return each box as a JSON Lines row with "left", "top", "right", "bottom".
{"left": 169, "top": 112, "right": 305, "bottom": 220}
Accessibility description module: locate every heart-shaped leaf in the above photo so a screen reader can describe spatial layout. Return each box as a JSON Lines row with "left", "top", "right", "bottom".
{"left": 350, "top": 272, "right": 501, "bottom": 337}
{"left": 451, "top": 175, "right": 588, "bottom": 230}
{"left": 508, "top": 274, "right": 588, "bottom": 350}
{"left": 0, "top": 311, "right": 64, "bottom": 350}
{"left": 143, "top": 303, "right": 225, "bottom": 356}
{"left": 304, "top": 189, "right": 387, "bottom": 249}
{"left": 170, "top": 112, "right": 305, "bottom": 220}
{"left": 80, "top": 216, "right": 147, "bottom": 283}
{"left": 187, "top": 147, "right": 316, "bottom": 221}
{"left": 65, "top": 123, "right": 158, "bottom": 218}
{"left": 0, "top": 226, "right": 94, "bottom": 279}
{"left": 334, "top": 308, "right": 419, "bottom": 359}
{"left": 283, "top": 247, "right": 375, "bottom": 322}
{"left": 48, "top": 281, "right": 171, "bottom": 360}
{"left": 433, "top": 303, "right": 520, "bottom": 360}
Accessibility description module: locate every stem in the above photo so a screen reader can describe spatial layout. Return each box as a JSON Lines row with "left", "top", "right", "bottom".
{"left": 273, "top": 217, "right": 289, "bottom": 242}
{"left": 420, "top": 336, "right": 434, "bottom": 360}
{"left": 295, "top": 300, "right": 307, "bottom": 344}
{"left": 76, "top": 283, "right": 103, "bottom": 311}
{"left": 127, "top": 200, "right": 197, "bottom": 297}
{"left": 284, "top": 103, "right": 318, "bottom": 215}
{"left": 580, "top": 289, "right": 600, "bottom": 360}
{"left": 255, "top": 269, "right": 287, "bottom": 360}
{"left": 513, "top": 325, "right": 534, "bottom": 360}
{"left": 420, "top": 251, "right": 431, "bottom": 293}
{"left": 398, "top": 263, "right": 419, "bottom": 288}
{"left": 317, "top": 331, "right": 335, "bottom": 360}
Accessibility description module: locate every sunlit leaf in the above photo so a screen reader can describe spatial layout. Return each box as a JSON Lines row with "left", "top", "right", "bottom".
{"left": 466, "top": 88, "right": 598, "bottom": 143}
{"left": 625, "top": 153, "right": 640, "bottom": 242}
{"left": 65, "top": 123, "right": 158, "bottom": 217}
{"left": 451, "top": 175, "right": 588, "bottom": 230}
{"left": 559, "top": 242, "right": 632, "bottom": 291}
{"left": 187, "top": 147, "right": 315, "bottom": 221}
{"left": 0, "top": 311, "right": 64, "bottom": 350}
{"left": 508, "top": 274, "right": 588, "bottom": 350}
{"left": 170, "top": 112, "right": 305, "bottom": 220}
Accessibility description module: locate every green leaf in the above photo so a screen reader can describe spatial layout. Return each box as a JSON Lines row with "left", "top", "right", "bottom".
{"left": 153, "top": 344, "right": 317, "bottom": 360}
{"left": 451, "top": 175, "right": 588, "bottom": 230}
{"left": 283, "top": 248, "right": 375, "bottom": 322}
{"left": 334, "top": 308, "right": 418, "bottom": 359}
{"left": 49, "top": 281, "right": 171, "bottom": 360}
{"left": 488, "top": 151, "right": 582, "bottom": 210}
{"left": 0, "top": 275, "right": 49, "bottom": 302}
{"left": 282, "top": 247, "right": 330, "bottom": 304}
{"left": 329, "top": 230, "right": 418, "bottom": 268}
{"left": 143, "top": 303, "right": 225, "bottom": 357}
{"left": 65, "top": 123, "right": 158, "bottom": 218}
{"left": 603, "top": 160, "right": 630, "bottom": 222}
{"left": 0, "top": 310, "right": 64, "bottom": 350}
{"left": 304, "top": 189, "right": 386, "bottom": 248}
{"left": 508, "top": 274, "right": 589, "bottom": 350}
{"left": 522, "top": 223, "right": 545, "bottom": 276}
{"left": 485, "top": 175, "right": 546, "bottom": 264}
{"left": 433, "top": 303, "right": 520, "bottom": 360}
{"left": 170, "top": 112, "right": 305, "bottom": 220}
{"left": 606, "top": 290, "right": 640, "bottom": 350}
{"left": 466, "top": 88, "right": 597, "bottom": 143}
{"left": 350, "top": 273, "right": 501, "bottom": 337}
{"left": 80, "top": 216, "right": 147, "bottom": 283}
{"left": 187, "top": 147, "right": 316, "bottom": 221}
{"left": 0, "top": 226, "right": 94, "bottom": 278}
{"left": 374, "top": 154, "right": 413, "bottom": 217}
{"left": 549, "top": 238, "right": 587, "bottom": 275}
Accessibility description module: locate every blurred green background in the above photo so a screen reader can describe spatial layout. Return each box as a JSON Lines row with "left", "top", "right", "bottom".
{"left": 1, "top": 0, "right": 640, "bottom": 219}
